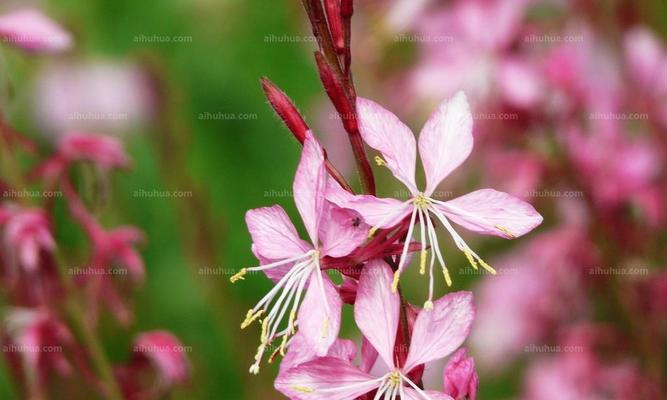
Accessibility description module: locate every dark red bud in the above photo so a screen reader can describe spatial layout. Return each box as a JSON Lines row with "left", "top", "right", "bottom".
{"left": 260, "top": 77, "right": 309, "bottom": 143}
{"left": 324, "top": 0, "right": 345, "bottom": 52}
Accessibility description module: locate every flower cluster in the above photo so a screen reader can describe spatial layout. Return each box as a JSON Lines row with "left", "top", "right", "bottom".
{"left": 0, "top": 8, "right": 187, "bottom": 400}
{"left": 232, "top": 3, "right": 542, "bottom": 399}
{"left": 368, "top": 0, "right": 667, "bottom": 398}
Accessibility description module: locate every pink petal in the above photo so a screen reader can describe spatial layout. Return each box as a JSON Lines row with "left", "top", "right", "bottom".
{"left": 354, "top": 260, "right": 399, "bottom": 369}
{"left": 443, "top": 348, "right": 479, "bottom": 400}
{"left": 404, "top": 291, "right": 475, "bottom": 372}
{"left": 0, "top": 9, "right": 72, "bottom": 53}
{"left": 624, "top": 27, "right": 667, "bottom": 91}
{"left": 360, "top": 336, "right": 379, "bottom": 373}
{"left": 133, "top": 331, "right": 189, "bottom": 385}
{"left": 357, "top": 97, "right": 418, "bottom": 192}
{"left": 498, "top": 58, "right": 542, "bottom": 109}
{"left": 319, "top": 202, "right": 368, "bottom": 257}
{"left": 298, "top": 273, "right": 342, "bottom": 356}
{"left": 275, "top": 357, "right": 379, "bottom": 400}
{"left": 418, "top": 91, "right": 473, "bottom": 195}
{"left": 59, "top": 133, "right": 130, "bottom": 168}
{"left": 437, "top": 189, "right": 543, "bottom": 238}
{"left": 402, "top": 388, "right": 455, "bottom": 400}
{"left": 280, "top": 333, "right": 357, "bottom": 374}
{"left": 327, "top": 181, "right": 412, "bottom": 228}
{"left": 246, "top": 205, "right": 312, "bottom": 260}
{"left": 293, "top": 131, "right": 327, "bottom": 244}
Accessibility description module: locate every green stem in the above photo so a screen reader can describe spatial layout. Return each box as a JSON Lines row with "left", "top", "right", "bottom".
{"left": 53, "top": 251, "right": 124, "bottom": 400}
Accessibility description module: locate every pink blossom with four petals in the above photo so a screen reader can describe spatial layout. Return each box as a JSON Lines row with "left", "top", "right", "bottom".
{"left": 275, "top": 261, "right": 474, "bottom": 400}
{"left": 232, "top": 131, "right": 368, "bottom": 374}
{"left": 328, "top": 92, "right": 543, "bottom": 307}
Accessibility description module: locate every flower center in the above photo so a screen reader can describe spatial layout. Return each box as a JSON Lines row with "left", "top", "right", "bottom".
{"left": 413, "top": 193, "right": 431, "bottom": 210}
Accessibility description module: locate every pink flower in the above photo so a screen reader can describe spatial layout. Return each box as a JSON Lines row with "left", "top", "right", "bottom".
{"left": 623, "top": 27, "right": 667, "bottom": 127}
{"left": 2, "top": 208, "right": 55, "bottom": 272}
{"left": 231, "top": 131, "right": 368, "bottom": 374}
{"left": 470, "top": 225, "right": 592, "bottom": 370}
{"left": 275, "top": 260, "right": 474, "bottom": 400}
{"left": 328, "top": 92, "right": 542, "bottom": 305}
{"left": 2, "top": 308, "right": 74, "bottom": 397}
{"left": 0, "top": 8, "right": 72, "bottom": 53}
{"left": 36, "top": 133, "right": 131, "bottom": 183}
{"left": 116, "top": 331, "right": 190, "bottom": 400}
{"left": 443, "top": 348, "right": 478, "bottom": 400}
{"left": 407, "top": 0, "right": 541, "bottom": 109}
{"left": 34, "top": 61, "right": 155, "bottom": 135}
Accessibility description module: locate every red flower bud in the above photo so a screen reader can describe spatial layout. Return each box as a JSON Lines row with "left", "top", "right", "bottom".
{"left": 324, "top": 0, "right": 345, "bottom": 52}
{"left": 260, "top": 77, "right": 309, "bottom": 143}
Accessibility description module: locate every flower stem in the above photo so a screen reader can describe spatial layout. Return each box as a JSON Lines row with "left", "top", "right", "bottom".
{"left": 53, "top": 250, "right": 124, "bottom": 400}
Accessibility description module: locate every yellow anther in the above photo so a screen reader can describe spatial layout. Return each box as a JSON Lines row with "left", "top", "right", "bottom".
{"left": 230, "top": 268, "right": 248, "bottom": 283}
{"left": 391, "top": 270, "right": 401, "bottom": 293}
{"left": 419, "top": 249, "right": 428, "bottom": 275}
{"left": 478, "top": 258, "right": 497, "bottom": 275}
{"left": 414, "top": 194, "right": 431, "bottom": 209}
{"left": 249, "top": 343, "right": 266, "bottom": 374}
{"left": 320, "top": 317, "right": 330, "bottom": 339}
{"left": 442, "top": 267, "right": 452, "bottom": 287}
{"left": 292, "top": 386, "right": 314, "bottom": 393}
{"left": 388, "top": 371, "right": 401, "bottom": 386}
{"left": 463, "top": 249, "right": 478, "bottom": 270}
{"left": 288, "top": 310, "right": 297, "bottom": 334}
{"left": 279, "top": 334, "right": 289, "bottom": 356}
{"left": 260, "top": 318, "right": 270, "bottom": 343}
{"left": 241, "top": 309, "right": 264, "bottom": 329}
{"left": 495, "top": 224, "right": 516, "bottom": 239}
{"left": 368, "top": 226, "right": 379, "bottom": 239}
{"left": 249, "top": 364, "right": 260, "bottom": 375}
{"left": 374, "top": 156, "right": 387, "bottom": 166}
{"left": 423, "top": 300, "right": 434, "bottom": 311}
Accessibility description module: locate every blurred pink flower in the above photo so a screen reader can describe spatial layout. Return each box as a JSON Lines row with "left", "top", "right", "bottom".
{"left": 0, "top": 8, "right": 72, "bottom": 53}
{"left": 565, "top": 125, "right": 659, "bottom": 208}
{"left": 328, "top": 92, "right": 542, "bottom": 301}
{"left": 407, "top": 0, "right": 542, "bottom": 109}
{"left": 275, "top": 260, "right": 473, "bottom": 400}
{"left": 234, "top": 131, "right": 367, "bottom": 374}
{"left": 36, "top": 132, "right": 131, "bottom": 183}
{"left": 1, "top": 208, "right": 55, "bottom": 272}
{"left": 470, "top": 226, "right": 593, "bottom": 370}
{"left": 443, "top": 348, "right": 479, "bottom": 400}
{"left": 2, "top": 308, "right": 74, "bottom": 397}
{"left": 524, "top": 349, "right": 658, "bottom": 400}
{"left": 34, "top": 62, "right": 154, "bottom": 135}
{"left": 623, "top": 27, "right": 667, "bottom": 127}
{"left": 116, "top": 331, "right": 190, "bottom": 400}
